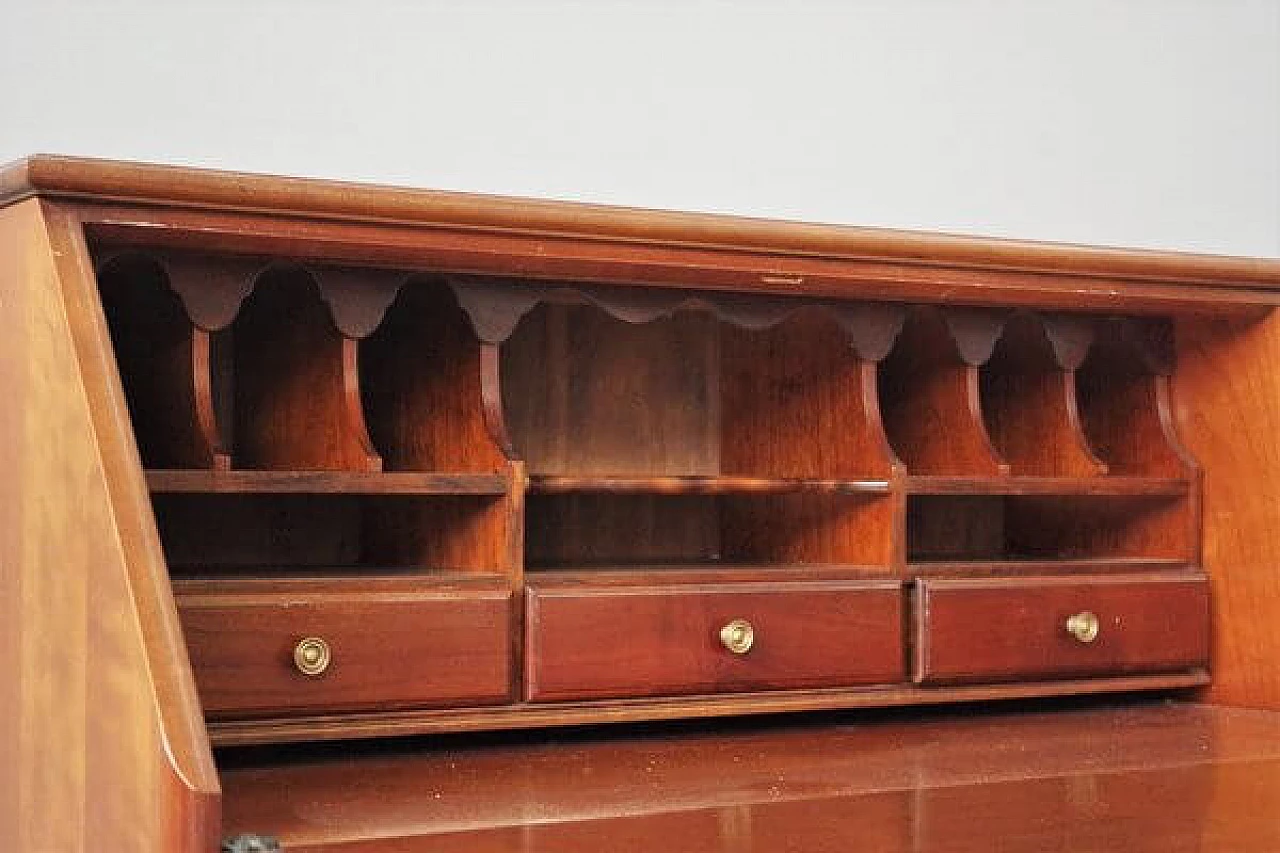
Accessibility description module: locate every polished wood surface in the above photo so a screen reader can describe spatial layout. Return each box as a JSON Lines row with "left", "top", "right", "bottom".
{"left": 915, "top": 573, "right": 1209, "bottom": 683}
{"left": 0, "top": 199, "right": 218, "bottom": 852}
{"left": 525, "top": 576, "right": 903, "bottom": 701}
{"left": 7, "top": 158, "right": 1280, "bottom": 851}
{"left": 216, "top": 702, "right": 1280, "bottom": 851}
{"left": 5, "top": 156, "right": 1280, "bottom": 312}
{"left": 1177, "top": 312, "right": 1280, "bottom": 709}
{"left": 176, "top": 577, "right": 513, "bottom": 717}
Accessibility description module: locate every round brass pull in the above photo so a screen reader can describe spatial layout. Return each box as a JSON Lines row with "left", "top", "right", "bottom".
{"left": 293, "top": 637, "right": 331, "bottom": 676}
{"left": 1065, "top": 611, "right": 1100, "bottom": 645}
{"left": 719, "top": 619, "right": 755, "bottom": 655}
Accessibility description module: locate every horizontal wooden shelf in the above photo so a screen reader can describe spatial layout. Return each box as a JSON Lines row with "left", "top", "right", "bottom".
{"left": 905, "top": 475, "right": 1191, "bottom": 497}
{"left": 907, "top": 558, "right": 1194, "bottom": 576}
{"left": 204, "top": 670, "right": 1210, "bottom": 746}
{"left": 169, "top": 568, "right": 508, "bottom": 586}
{"left": 527, "top": 475, "right": 892, "bottom": 496}
{"left": 525, "top": 564, "right": 897, "bottom": 587}
{"left": 146, "top": 469, "right": 510, "bottom": 495}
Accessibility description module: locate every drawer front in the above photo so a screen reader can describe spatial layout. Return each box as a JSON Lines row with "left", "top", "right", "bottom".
{"left": 178, "top": 586, "right": 513, "bottom": 716}
{"left": 915, "top": 574, "right": 1209, "bottom": 685}
{"left": 525, "top": 580, "right": 904, "bottom": 702}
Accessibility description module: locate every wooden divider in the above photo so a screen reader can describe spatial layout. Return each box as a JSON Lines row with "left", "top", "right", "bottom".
{"left": 361, "top": 280, "right": 509, "bottom": 473}
{"left": 97, "top": 254, "right": 229, "bottom": 470}
{"left": 1079, "top": 318, "right": 1198, "bottom": 477}
{"left": 980, "top": 313, "right": 1106, "bottom": 476}
{"left": 879, "top": 307, "right": 1008, "bottom": 476}
{"left": 231, "top": 267, "right": 381, "bottom": 471}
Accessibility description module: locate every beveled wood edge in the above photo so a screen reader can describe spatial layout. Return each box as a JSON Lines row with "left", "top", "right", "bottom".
{"left": 37, "top": 201, "right": 222, "bottom": 797}
{"left": 914, "top": 569, "right": 1209, "bottom": 590}
{"left": 205, "top": 671, "right": 1209, "bottom": 747}
{"left": 4, "top": 156, "right": 1279, "bottom": 291}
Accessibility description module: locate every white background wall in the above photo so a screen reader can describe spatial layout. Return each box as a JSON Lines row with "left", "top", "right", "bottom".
{"left": 1, "top": 1, "right": 1276, "bottom": 257}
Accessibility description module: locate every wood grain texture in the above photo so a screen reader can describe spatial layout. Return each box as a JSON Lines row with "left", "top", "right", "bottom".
{"left": 502, "top": 303, "right": 719, "bottom": 476}
{"left": 980, "top": 313, "right": 1106, "bottom": 476}
{"left": 205, "top": 672, "right": 1208, "bottom": 746}
{"left": 361, "top": 279, "right": 507, "bottom": 472}
{"left": 1079, "top": 319, "right": 1198, "bottom": 477}
{"left": 7, "top": 156, "right": 1280, "bottom": 310}
{"left": 146, "top": 469, "right": 509, "bottom": 495}
{"left": 719, "top": 492, "right": 900, "bottom": 567}
{"left": 879, "top": 308, "right": 1008, "bottom": 475}
{"left": 97, "top": 253, "right": 230, "bottom": 469}
{"left": 0, "top": 200, "right": 219, "bottom": 852}
{"left": 176, "top": 578, "right": 513, "bottom": 716}
{"left": 525, "top": 576, "right": 904, "bottom": 701}
{"left": 215, "top": 704, "right": 1280, "bottom": 851}
{"left": 232, "top": 267, "right": 381, "bottom": 471}
{"left": 916, "top": 573, "right": 1209, "bottom": 684}
{"left": 1176, "top": 312, "right": 1280, "bottom": 709}
{"left": 527, "top": 475, "right": 891, "bottom": 495}
{"left": 720, "top": 308, "right": 898, "bottom": 479}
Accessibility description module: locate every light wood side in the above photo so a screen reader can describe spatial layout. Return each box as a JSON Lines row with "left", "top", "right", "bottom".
{"left": 0, "top": 199, "right": 220, "bottom": 853}
{"left": 1176, "top": 312, "right": 1280, "bottom": 709}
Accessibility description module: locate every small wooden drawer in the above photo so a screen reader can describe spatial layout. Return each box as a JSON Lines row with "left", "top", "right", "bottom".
{"left": 914, "top": 573, "right": 1209, "bottom": 685}
{"left": 525, "top": 575, "right": 904, "bottom": 702}
{"left": 175, "top": 578, "right": 513, "bottom": 717}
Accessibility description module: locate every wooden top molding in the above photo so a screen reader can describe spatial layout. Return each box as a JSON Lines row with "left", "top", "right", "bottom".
{"left": 4, "top": 154, "right": 1280, "bottom": 312}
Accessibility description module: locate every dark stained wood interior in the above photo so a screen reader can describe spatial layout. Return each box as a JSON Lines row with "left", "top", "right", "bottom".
{"left": 6, "top": 156, "right": 1280, "bottom": 852}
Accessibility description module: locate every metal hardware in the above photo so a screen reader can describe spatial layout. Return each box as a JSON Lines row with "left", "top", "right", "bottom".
{"left": 1065, "top": 611, "right": 1101, "bottom": 644}
{"left": 221, "top": 834, "right": 282, "bottom": 853}
{"left": 293, "top": 636, "right": 331, "bottom": 676}
{"left": 719, "top": 619, "right": 755, "bottom": 655}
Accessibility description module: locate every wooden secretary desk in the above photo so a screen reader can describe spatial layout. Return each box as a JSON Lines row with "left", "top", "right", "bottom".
{"left": 4, "top": 156, "right": 1280, "bottom": 852}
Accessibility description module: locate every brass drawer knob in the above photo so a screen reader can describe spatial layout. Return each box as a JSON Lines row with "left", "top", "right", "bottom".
{"left": 720, "top": 619, "right": 755, "bottom": 655}
{"left": 1065, "top": 611, "right": 1100, "bottom": 644}
{"left": 293, "top": 637, "right": 331, "bottom": 676}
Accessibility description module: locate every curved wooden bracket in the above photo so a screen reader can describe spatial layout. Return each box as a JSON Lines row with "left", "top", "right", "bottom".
{"left": 879, "top": 308, "right": 1008, "bottom": 476}
{"left": 981, "top": 313, "right": 1106, "bottom": 476}
{"left": 940, "top": 307, "right": 1011, "bottom": 366}
{"left": 1039, "top": 313, "right": 1096, "bottom": 371}
{"left": 309, "top": 267, "right": 408, "bottom": 339}
{"left": 163, "top": 253, "right": 263, "bottom": 332}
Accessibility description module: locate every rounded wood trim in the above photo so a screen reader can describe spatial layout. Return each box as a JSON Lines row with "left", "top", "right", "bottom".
{"left": 6, "top": 155, "right": 1280, "bottom": 289}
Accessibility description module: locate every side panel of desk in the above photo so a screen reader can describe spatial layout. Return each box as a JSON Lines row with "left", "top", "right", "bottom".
{"left": 1178, "top": 312, "right": 1280, "bottom": 709}
{"left": 0, "top": 199, "right": 220, "bottom": 853}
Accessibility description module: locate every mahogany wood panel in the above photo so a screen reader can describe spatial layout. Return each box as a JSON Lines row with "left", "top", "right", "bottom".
{"left": 176, "top": 578, "right": 512, "bottom": 716}
{"left": 525, "top": 577, "right": 903, "bottom": 701}
{"left": 525, "top": 494, "right": 720, "bottom": 566}
{"left": 1001, "top": 494, "right": 1196, "bottom": 561}
{"left": 362, "top": 494, "right": 516, "bottom": 574}
{"left": 206, "top": 672, "right": 1207, "bottom": 746}
{"left": 502, "top": 303, "right": 719, "bottom": 475}
{"left": 7, "top": 156, "right": 1280, "bottom": 312}
{"left": 719, "top": 492, "right": 900, "bottom": 567}
{"left": 146, "top": 468, "right": 509, "bottom": 494}
{"left": 527, "top": 474, "right": 892, "bottom": 494}
{"left": 720, "top": 308, "right": 897, "bottom": 479}
{"left": 217, "top": 704, "right": 1280, "bottom": 852}
{"left": 0, "top": 200, "right": 219, "bottom": 852}
{"left": 232, "top": 267, "right": 381, "bottom": 471}
{"left": 878, "top": 308, "right": 1008, "bottom": 475}
{"left": 1079, "top": 320, "right": 1198, "bottom": 477}
{"left": 1176, "top": 312, "right": 1280, "bottom": 709}
{"left": 916, "top": 573, "right": 1209, "bottom": 683}
{"left": 980, "top": 313, "right": 1106, "bottom": 476}
{"left": 905, "top": 475, "right": 1188, "bottom": 496}
{"left": 97, "top": 253, "right": 230, "bottom": 469}
{"left": 360, "top": 279, "right": 507, "bottom": 472}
